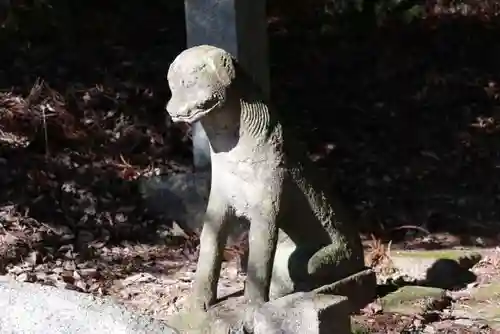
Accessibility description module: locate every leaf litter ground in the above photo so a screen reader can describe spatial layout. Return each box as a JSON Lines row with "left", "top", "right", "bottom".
{"left": 2, "top": 1, "right": 500, "bottom": 333}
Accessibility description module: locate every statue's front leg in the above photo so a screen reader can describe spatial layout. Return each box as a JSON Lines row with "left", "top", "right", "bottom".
{"left": 244, "top": 213, "right": 279, "bottom": 305}
{"left": 189, "top": 190, "right": 231, "bottom": 311}
{"left": 239, "top": 209, "right": 279, "bottom": 333}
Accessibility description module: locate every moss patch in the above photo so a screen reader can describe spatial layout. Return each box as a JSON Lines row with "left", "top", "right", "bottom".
{"left": 452, "top": 282, "right": 500, "bottom": 329}
{"left": 380, "top": 286, "right": 446, "bottom": 314}
{"left": 469, "top": 282, "right": 500, "bottom": 301}
{"left": 391, "top": 249, "right": 482, "bottom": 261}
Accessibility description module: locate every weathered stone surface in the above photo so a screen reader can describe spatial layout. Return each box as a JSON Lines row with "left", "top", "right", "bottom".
{"left": 451, "top": 282, "right": 500, "bottom": 330}
{"left": 253, "top": 292, "right": 351, "bottom": 334}
{"left": 166, "top": 44, "right": 371, "bottom": 314}
{"left": 168, "top": 292, "right": 351, "bottom": 334}
{"left": 380, "top": 249, "right": 481, "bottom": 288}
{"left": 313, "top": 267, "right": 377, "bottom": 312}
{"left": 0, "top": 277, "right": 178, "bottom": 334}
{"left": 380, "top": 285, "right": 447, "bottom": 314}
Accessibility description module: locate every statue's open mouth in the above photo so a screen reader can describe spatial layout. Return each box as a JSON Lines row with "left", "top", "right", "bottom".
{"left": 170, "top": 113, "right": 201, "bottom": 123}
{"left": 169, "top": 104, "right": 219, "bottom": 124}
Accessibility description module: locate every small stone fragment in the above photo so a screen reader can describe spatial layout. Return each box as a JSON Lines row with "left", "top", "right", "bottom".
{"left": 123, "top": 273, "right": 156, "bottom": 286}
{"left": 16, "top": 272, "right": 36, "bottom": 283}
{"left": 79, "top": 268, "right": 99, "bottom": 278}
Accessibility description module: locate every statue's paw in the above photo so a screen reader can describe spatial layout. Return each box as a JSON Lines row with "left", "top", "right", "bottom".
{"left": 183, "top": 295, "right": 213, "bottom": 313}
{"left": 238, "top": 302, "right": 262, "bottom": 334}
{"left": 167, "top": 296, "right": 212, "bottom": 332}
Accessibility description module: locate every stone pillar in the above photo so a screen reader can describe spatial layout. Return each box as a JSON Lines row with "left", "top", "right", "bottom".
{"left": 145, "top": 1, "right": 269, "bottom": 237}
{"left": 184, "top": 0, "right": 270, "bottom": 173}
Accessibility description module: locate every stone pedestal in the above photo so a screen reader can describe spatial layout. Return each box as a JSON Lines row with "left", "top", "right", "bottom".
{"left": 314, "top": 267, "right": 378, "bottom": 312}
{"left": 168, "top": 293, "right": 352, "bottom": 334}
{"left": 253, "top": 293, "right": 352, "bottom": 334}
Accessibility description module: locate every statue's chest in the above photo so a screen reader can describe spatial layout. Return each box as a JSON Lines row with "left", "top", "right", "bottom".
{"left": 212, "top": 152, "right": 283, "bottom": 215}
